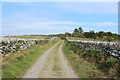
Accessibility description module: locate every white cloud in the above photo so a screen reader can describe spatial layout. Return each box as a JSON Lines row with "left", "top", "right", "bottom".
{"left": 8, "top": 21, "right": 117, "bottom": 30}
{"left": 3, "top": 21, "right": 75, "bottom": 35}
{"left": 3, "top": 20, "right": 118, "bottom": 36}
{"left": 13, "top": 21, "right": 78, "bottom": 29}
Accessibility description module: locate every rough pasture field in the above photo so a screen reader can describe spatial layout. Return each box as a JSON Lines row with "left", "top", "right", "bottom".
{"left": 6, "top": 35, "right": 51, "bottom": 39}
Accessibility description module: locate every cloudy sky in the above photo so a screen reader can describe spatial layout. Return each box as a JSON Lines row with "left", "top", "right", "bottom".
{"left": 1, "top": 1, "right": 118, "bottom": 36}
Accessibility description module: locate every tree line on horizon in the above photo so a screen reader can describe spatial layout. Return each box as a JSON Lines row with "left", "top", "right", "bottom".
{"left": 65, "top": 27, "right": 120, "bottom": 41}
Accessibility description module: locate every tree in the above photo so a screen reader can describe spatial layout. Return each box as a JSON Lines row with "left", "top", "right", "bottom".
{"left": 72, "top": 27, "right": 119, "bottom": 40}
{"left": 98, "top": 31, "right": 104, "bottom": 38}
{"left": 65, "top": 32, "right": 71, "bottom": 37}
{"left": 90, "top": 30, "right": 96, "bottom": 39}
{"left": 73, "top": 28, "right": 79, "bottom": 33}
{"left": 107, "top": 32, "right": 112, "bottom": 37}
{"left": 84, "top": 32, "right": 90, "bottom": 38}
{"left": 83, "top": 30, "right": 96, "bottom": 39}
{"left": 78, "top": 27, "right": 83, "bottom": 33}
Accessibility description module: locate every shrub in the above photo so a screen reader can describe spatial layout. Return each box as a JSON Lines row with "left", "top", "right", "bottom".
{"left": 15, "top": 45, "right": 20, "bottom": 51}
{"left": 106, "top": 57, "right": 118, "bottom": 68}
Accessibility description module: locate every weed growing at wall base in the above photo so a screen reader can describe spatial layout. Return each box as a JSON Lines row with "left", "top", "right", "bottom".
{"left": 63, "top": 40, "right": 120, "bottom": 78}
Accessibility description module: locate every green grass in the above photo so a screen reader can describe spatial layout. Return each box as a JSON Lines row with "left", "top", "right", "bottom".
{"left": 5, "top": 35, "right": 51, "bottom": 39}
{"left": 51, "top": 40, "right": 63, "bottom": 77}
{"left": 62, "top": 40, "right": 106, "bottom": 78}
{"left": 67, "top": 37, "right": 102, "bottom": 41}
{"left": 2, "top": 39, "right": 59, "bottom": 78}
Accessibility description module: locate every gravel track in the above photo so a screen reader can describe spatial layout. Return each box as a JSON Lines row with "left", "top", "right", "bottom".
{"left": 22, "top": 40, "right": 78, "bottom": 78}
{"left": 22, "top": 41, "right": 61, "bottom": 78}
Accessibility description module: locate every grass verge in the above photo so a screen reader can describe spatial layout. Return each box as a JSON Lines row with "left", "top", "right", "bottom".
{"left": 2, "top": 39, "right": 59, "bottom": 78}
{"left": 62, "top": 40, "right": 107, "bottom": 78}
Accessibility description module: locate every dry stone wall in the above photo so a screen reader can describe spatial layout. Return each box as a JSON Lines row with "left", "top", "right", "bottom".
{"left": 0, "top": 38, "right": 53, "bottom": 55}
{"left": 68, "top": 39, "right": 120, "bottom": 59}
